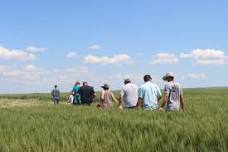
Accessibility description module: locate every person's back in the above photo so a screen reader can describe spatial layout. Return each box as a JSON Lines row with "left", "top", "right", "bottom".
{"left": 72, "top": 83, "right": 81, "bottom": 104}
{"left": 78, "top": 83, "right": 95, "bottom": 105}
{"left": 51, "top": 85, "right": 60, "bottom": 104}
{"left": 164, "top": 82, "right": 182, "bottom": 110}
{"left": 101, "top": 90, "right": 113, "bottom": 108}
{"left": 52, "top": 88, "right": 60, "bottom": 99}
{"left": 139, "top": 82, "right": 161, "bottom": 110}
{"left": 121, "top": 82, "right": 138, "bottom": 108}
{"left": 160, "top": 72, "right": 184, "bottom": 112}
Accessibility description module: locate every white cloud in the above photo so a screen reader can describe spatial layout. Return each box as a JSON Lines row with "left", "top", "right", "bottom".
{"left": 88, "top": 44, "right": 103, "bottom": 50}
{"left": 152, "top": 53, "right": 178, "bottom": 64}
{"left": 84, "top": 54, "right": 132, "bottom": 64}
{"left": 67, "top": 52, "right": 78, "bottom": 59}
{"left": 0, "top": 46, "right": 35, "bottom": 61}
{"left": 180, "top": 49, "right": 227, "bottom": 65}
{"left": 26, "top": 46, "right": 47, "bottom": 53}
{"left": 185, "top": 73, "right": 207, "bottom": 80}
{"left": 0, "top": 64, "right": 41, "bottom": 80}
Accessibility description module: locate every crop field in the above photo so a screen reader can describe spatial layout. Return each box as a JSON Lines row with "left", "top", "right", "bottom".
{"left": 0, "top": 88, "right": 227, "bottom": 152}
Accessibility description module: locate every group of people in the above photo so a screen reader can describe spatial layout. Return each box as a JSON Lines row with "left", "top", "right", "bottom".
{"left": 51, "top": 72, "right": 184, "bottom": 111}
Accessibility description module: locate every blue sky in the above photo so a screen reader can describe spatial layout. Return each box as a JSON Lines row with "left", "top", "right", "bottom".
{"left": 0, "top": 0, "right": 227, "bottom": 93}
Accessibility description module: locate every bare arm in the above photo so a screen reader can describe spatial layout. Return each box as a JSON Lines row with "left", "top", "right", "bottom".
{"left": 111, "top": 93, "right": 119, "bottom": 105}
{"left": 136, "top": 98, "right": 143, "bottom": 109}
{"left": 180, "top": 95, "right": 184, "bottom": 111}
{"left": 159, "top": 93, "right": 169, "bottom": 111}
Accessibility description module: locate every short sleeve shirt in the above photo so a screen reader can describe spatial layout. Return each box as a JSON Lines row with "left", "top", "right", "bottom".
{"left": 78, "top": 86, "right": 95, "bottom": 104}
{"left": 121, "top": 83, "right": 138, "bottom": 108}
{"left": 164, "top": 82, "right": 183, "bottom": 110}
{"left": 138, "top": 82, "right": 162, "bottom": 110}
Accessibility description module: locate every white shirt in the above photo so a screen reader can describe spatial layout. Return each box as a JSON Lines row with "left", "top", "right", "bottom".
{"left": 121, "top": 83, "right": 138, "bottom": 108}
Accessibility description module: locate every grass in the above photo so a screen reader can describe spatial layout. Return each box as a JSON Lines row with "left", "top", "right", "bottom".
{"left": 0, "top": 88, "right": 227, "bottom": 152}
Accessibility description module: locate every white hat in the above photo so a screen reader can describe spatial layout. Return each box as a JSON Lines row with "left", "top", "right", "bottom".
{"left": 162, "top": 72, "right": 175, "bottom": 80}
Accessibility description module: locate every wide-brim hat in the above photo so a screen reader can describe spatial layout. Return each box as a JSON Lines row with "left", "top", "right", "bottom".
{"left": 101, "top": 84, "right": 109, "bottom": 89}
{"left": 162, "top": 72, "right": 175, "bottom": 80}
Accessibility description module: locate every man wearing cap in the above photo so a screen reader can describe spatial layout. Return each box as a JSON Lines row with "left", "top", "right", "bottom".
{"left": 137, "top": 75, "right": 162, "bottom": 110}
{"left": 120, "top": 78, "right": 138, "bottom": 109}
{"left": 78, "top": 82, "right": 96, "bottom": 105}
{"left": 51, "top": 85, "right": 60, "bottom": 104}
{"left": 159, "top": 73, "right": 184, "bottom": 111}
{"left": 98, "top": 84, "right": 119, "bottom": 108}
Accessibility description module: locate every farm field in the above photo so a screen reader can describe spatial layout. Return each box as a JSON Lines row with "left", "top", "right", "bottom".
{"left": 0, "top": 88, "right": 227, "bottom": 152}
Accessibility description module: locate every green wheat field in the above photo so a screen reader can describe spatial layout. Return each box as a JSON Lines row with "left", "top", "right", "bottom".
{"left": 0, "top": 88, "right": 227, "bottom": 152}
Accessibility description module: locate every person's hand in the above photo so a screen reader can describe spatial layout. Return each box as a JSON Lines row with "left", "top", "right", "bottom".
{"left": 180, "top": 109, "right": 184, "bottom": 112}
{"left": 118, "top": 105, "right": 123, "bottom": 110}
{"left": 159, "top": 107, "right": 165, "bottom": 112}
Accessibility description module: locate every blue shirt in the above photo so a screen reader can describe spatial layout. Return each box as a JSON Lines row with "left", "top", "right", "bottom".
{"left": 138, "top": 82, "right": 162, "bottom": 110}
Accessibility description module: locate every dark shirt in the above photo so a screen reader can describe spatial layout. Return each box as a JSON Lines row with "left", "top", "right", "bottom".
{"left": 78, "top": 86, "right": 95, "bottom": 104}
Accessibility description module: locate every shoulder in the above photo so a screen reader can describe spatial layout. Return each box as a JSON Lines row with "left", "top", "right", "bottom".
{"left": 174, "top": 82, "right": 182, "bottom": 88}
{"left": 164, "top": 82, "right": 171, "bottom": 87}
{"left": 139, "top": 83, "right": 147, "bottom": 90}
{"left": 132, "top": 83, "right": 138, "bottom": 88}
{"left": 152, "top": 83, "right": 160, "bottom": 88}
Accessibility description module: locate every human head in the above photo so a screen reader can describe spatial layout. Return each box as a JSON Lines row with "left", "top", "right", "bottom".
{"left": 124, "top": 78, "right": 131, "bottom": 85}
{"left": 54, "top": 85, "right": 58, "bottom": 88}
{"left": 143, "top": 75, "right": 152, "bottom": 82}
{"left": 83, "top": 81, "right": 88, "bottom": 86}
{"left": 162, "top": 72, "right": 175, "bottom": 82}
{"left": 101, "top": 84, "right": 109, "bottom": 90}
{"left": 75, "top": 81, "right": 80, "bottom": 86}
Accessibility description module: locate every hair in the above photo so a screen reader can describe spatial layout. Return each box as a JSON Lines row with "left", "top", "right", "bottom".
{"left": 168, "top": 76, "right": 174, "bottom": 81}
{"left": 144, "top": 75, "right": 152, "bottom": 82}
{"left": 103, "top": 87, "right": 109, "bottom": 90}
{"left": 124, "top": 79, "right": 131, "bottom": 84}
{"left": 83, "top": 82, "right": 88, "bottom": 86}
{"left": 54, "top": 85, "right": 58, "bottom": 88}
{"left": 75, "top": 81, "right": 80, "bottom": 85}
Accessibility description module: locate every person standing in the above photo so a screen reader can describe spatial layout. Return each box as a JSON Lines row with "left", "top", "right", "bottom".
{"left": 72, "top": 81, "right": 81, "bottom": 104}
{"left": 98, "top": 84, "right": 119, "bottom": 108}
{"left": 159, "top": 73, "right": 184, "bottom": 112}
{"left": 51, "top": 85, "right": 60, "bottom": 104}
{"left": 120, "top": 78, "right": 138, "bottom": 109}
{"left": 137, "top": 75, "right": 162, "bottom": 110}
{"left": 78, "top": 82, "right": 96, "bottom": 105}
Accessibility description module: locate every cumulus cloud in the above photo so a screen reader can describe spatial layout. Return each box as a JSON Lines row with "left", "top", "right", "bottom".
{"left": 152, "top": 53, "right": 178, "bottom": 64}
{"left": 185, "top": 73, "right": 207, "bottom": 80}
{"left": 0, "top": 64, "right": 42, "bottom": 80}
{"left": 84, "top": 54, "right": 132, "bottom": 64}
{"left": 26, "top": 46, "right": 47, "bottom": 53}
{"left": 66, "top": 52, "right": 78, "bottom": 59}
{"left": 88, "top": 44, "right": 103, "bottom": 50}
{"left": 180, "top": 49, "right": 227, "bottom": 65}
{"left": 0, "top": 46, "right": 35, "bottom": 61}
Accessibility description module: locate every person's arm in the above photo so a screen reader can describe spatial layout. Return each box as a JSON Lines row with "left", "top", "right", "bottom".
{"left": 51, "top": 90, "right": 54, "bottom": 97}
{"left": 159, "top": 84, "right": 169, "bottom": 111}
{"left": 159, "top": 93, "right": 169, "bottom": 111}
{"left": 180, "top": 95, "right": 184, "bottom": 111}
{"left": 136, "top": 98, "right": 143, "bottom": 109}
{"left": 180, "top": 86, "right": 184, "bottom": 111}
{"left": 111, "top": 93, "right": 119, "bottom": 105}
{"left": 136, "top": 88, "right": 143, "bottom": 109}
{"left": 157, "top": 85, "right": 162, "bottom": 101}
{"left": 92, "top": 87, "right": 96, "bottom": 98}
{"left": 119, "top": 89, "right": 124, "bottom": 106}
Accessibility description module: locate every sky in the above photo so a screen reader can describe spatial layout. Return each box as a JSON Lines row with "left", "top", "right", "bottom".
{"left": 0, "top": 0, "right": 228, "bottom": 93}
